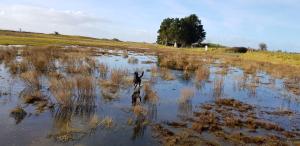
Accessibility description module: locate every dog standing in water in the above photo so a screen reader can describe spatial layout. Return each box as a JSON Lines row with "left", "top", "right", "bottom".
{"left": 133, "top": 71, "right": 144, "bottom": 89}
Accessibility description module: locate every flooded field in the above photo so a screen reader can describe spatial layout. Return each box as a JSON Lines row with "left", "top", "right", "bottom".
{"left": 0, "top": 46, "right": 300, "bottom": 146}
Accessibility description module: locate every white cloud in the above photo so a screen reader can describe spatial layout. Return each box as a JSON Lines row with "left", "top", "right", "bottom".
{"left": 0, "top": 5, "right": 110, "bottom": 37}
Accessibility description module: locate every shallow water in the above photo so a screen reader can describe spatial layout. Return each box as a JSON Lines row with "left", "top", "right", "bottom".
{"left": 0, "top": 49, "right": 300, "bottom": 146}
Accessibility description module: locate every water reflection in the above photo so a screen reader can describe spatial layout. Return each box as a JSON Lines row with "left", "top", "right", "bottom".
{"left": 177, "top": 99, "right": 193, "bottom": 121}
{"left": 48, "top": 91, "right": 97, "bottom": 142}
{"left": 213, "top": 76, "right": 224, "bottom": 98}
{"left": 131, "top": 112, "right": 147, "bottom": 140}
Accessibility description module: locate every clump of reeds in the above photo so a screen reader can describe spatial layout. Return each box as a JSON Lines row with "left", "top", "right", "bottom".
{"left": 20, "top": 71, "right": 40, "bottom": 89}
{"left": 85, "top": 57, "right": 97, "bottom": 70}
{"left": 31, "top": 53, "right": 49, "bottom": 73}
{"left": 110, "top": 68, "right": 128, "bottom": 85}
{"left": 160, "top": 68, "right": 174, "bottom": 80}
{"left": 0, "top": 48, "right": 17, "bottom": 64}
{"left": 18, "top": 60, "right": 29, "bottom": 73}
{"left": 6, "top": 60, "right": 29, "bottom": 74}
{"left": 98, "top": 63, "right": 109, "bottom": 78}
{"left": 179, "top": 88, "right": 195, "bottom": 103}
{"left": 74, "top": 75, "right": 95, "bottom": 98}
{"left": 49, "top": 78, "right": 74, "bottom": 107}
{"left": 66, "top": 63, "right": 92, "bottom": 75}
{"left": 158, "top": 53, "right": 204, "bottom": 71}
{"left": 128, "top": 56, "right": 139, "bottom": 64}
{"left": 7, "top": 61, "right": 19, "bottom": 74}
{"left": 123, "top": 50, "right": 129, "bottom": 58}
{"left": 99, "top": 68, "right": 128, "bottom": 99}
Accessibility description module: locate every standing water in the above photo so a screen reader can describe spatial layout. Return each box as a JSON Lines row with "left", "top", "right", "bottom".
{"left": 0, "top": 47, "right": 299, "bottom": 146}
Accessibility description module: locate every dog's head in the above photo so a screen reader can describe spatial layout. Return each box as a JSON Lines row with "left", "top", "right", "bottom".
{"left": 134, "top": 72, "right": 139, "bottom": 77}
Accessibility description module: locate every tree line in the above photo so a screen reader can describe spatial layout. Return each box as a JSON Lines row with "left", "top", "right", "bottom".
{"left": 157, "top": 14, "right": 206, "bottom": 47}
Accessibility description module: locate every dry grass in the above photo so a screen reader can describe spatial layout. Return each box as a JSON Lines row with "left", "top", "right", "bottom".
{"left": 50, "top": 75, "right": 96, "bottom": 107}
{"left": 49, "top": 77, "right": 74, "bottom": 107}
{"left": 20, "top": 71, "right": 40, "bottom": 89}
{"left": 179, "top": 88, "right": 195, "bottom": 103}
{"left": 7, "top": 61, "right": 19, "bottom": 74}
{"left": 5, "top": 60, "right": 29, "bottom": 74}
{"left": 160, "top": 68, "right": 174, "bottom": 80}
{"left": 85, "top": 57, "right": 97, "bottom": 70}
{"left": 0, "top": 48, "right": 17, "bottom": 64}
{"left": 98, "top": 63, "right": 109, "bottom": 78}
{"left": 66, "top": 62, "right": 92, "bottom": 75}
{"left": 22, "top": 47, "right": 57, "bottom": 73}
{"left": 110, "top": 68, "right": 128, "bottom": 85}
{"left": 74, "top": 75, "right": 95, "bottom": 98}
{"left": 158, "top": 53, "right": 208, "bottom": 71}
{"left": 48, "top": 71, "right": 64, "bottom": 79}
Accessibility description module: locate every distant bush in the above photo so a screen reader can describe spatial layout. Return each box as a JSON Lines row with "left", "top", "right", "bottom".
{"left": 112, "top": 38, "right": 122, "bottom": 42}
{"left": 259, "top": 43, "right": 267, "bottom": 51}
{"left": 226, "top": 47, "right": 248, "bottom": 53}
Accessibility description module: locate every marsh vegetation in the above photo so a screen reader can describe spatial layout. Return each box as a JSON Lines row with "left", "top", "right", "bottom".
{"left": 0, "top": 45, "right": 300, "bottom": 146}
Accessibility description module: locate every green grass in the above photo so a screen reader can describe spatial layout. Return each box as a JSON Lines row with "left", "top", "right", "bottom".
{"left": 1, "top": 29, "right": 300, "bottom": 68}
{"left": 241, "top": 51, "right": 300, "bottom": 67}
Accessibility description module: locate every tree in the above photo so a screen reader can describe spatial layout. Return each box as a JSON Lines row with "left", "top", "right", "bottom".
{"left": 157, "top": 14, "right": 206, "bottom": 47}
{"left": 259, "top": 43, "right": 267, "bottom": 51}
{"left": 157, "top": 18, "right": 174, "bottom": 45}
{"left": 180, "top": 14, "right": 206, "bottom": 46}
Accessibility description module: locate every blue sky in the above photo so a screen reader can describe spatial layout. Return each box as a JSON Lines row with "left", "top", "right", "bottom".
{"left": 0, "top": 0, "right": 299, "bottom": 52}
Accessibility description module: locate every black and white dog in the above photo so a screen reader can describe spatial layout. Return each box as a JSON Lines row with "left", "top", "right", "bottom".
{"left": 133, "top": 71, "right": 144, "bottom": 89}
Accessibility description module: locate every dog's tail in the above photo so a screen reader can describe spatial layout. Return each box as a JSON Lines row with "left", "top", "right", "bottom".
{"left": 139, "top": 71, "right": 144, "bottom": 78}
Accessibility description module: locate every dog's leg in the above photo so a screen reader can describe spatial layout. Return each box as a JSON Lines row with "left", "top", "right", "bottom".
{"left": 134, "top": 83, "right": 137, "bottom": 89}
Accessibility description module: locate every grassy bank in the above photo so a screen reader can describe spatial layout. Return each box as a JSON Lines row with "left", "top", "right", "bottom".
{"left": 1, "top": 29, "right": 300, "bottom": 68}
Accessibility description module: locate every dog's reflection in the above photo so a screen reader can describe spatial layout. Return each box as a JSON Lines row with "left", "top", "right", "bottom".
{"left": 131, "top": 87, "right": 146, "bottom": 140}
{"left": 132, "top": 87, "right": 142, "bottom": 105}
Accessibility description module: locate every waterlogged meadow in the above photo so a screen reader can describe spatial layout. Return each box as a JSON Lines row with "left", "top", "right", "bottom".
{"left": 0, "top": 46, "right": 300, "bottom": 146}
